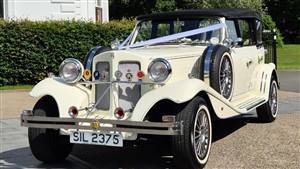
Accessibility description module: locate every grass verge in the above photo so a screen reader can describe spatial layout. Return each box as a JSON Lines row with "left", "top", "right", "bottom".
{"left": 0, "top": 85, "right": 33, "bottom": 90}
{"left": 277, "top": 44, "right": 300, "bottom": 70}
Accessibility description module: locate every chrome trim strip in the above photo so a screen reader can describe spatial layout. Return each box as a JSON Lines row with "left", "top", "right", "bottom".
{"left": 21, "top": 112, "right": 183, "bottom": 136}
{"left": 260, "top": 72, "right": 264, "bottom": 92}
{"left": 245, "top": 99, "right": 266, "bottom": 111}
{"left": 203, "top": 45, "right": 215, "bottom": 84}
{"left": 238, "top": 98, "right": 265, "bottom": 109}
{"left": 79, "top": 80, "right": 162, "bottom": 85}
{"left": 263, "top": 74, "right": 268, "bottom": 93}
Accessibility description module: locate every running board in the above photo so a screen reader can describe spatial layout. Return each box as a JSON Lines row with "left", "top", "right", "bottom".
{"left": 238, "top": 97, "right": 266, "bottom": 111}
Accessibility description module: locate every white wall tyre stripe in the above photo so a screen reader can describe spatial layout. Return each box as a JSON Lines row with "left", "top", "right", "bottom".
{"left": 191, "top": 105, "right": 212, "bottom": 164}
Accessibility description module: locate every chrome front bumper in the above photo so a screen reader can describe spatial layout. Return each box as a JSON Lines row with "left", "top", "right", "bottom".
{"left": 21, "top": 110, "right": 183, "bottom": 136}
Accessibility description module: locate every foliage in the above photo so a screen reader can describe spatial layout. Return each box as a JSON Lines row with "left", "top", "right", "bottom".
{"left": 154, "top": 0, "right": 177, "bottom": 12}
{"left": 177, "top": 0, "right": 265, "bottom": 14}
{"left": 110, "top": 0, "right": 265, "bottom": 18}
{"left": 262, "top": 15, "right": 283, "bottom": 47}
{"left": 265, "top": 0, "right": 300, "bottom": 44}
{"left": 0, "top": 19, "right": 135, "bottom": 86}
{"left": 110, "top": 0, "right": 283, "bottom": 45}
{"left": 109, "top": 1, "right": 156, "bottom": 19}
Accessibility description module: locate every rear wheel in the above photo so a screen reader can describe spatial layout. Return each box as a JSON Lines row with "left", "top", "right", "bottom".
{"left": 172, "top": 96, "right": 212, "bottom": 169}
{"left": 256, "top": 78, "right": 278, "bottom": 122}
{"left": 28, "top": 96, "right": 73, "bottom": 163}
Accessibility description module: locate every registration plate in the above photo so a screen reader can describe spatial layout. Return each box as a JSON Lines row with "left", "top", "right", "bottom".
{"left": 70, "top": 131, "right": 123, "bottom": 147}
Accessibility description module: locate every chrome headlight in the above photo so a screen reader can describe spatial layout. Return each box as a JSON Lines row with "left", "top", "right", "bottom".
{"left": 148, "top": 58, "right": 171, "bottom": 82}
{"left": 59, "top": 58, "right": 83, "bottom": 83}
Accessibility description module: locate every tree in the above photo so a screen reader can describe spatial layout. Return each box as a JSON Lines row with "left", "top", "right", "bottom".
{"left": 154, "top": 0, "right": 177, "bottom": 12}
{"left": 265, "top": 0, "right": 300, "bottom": 43}
{"left": 110, "top": 0, "right": 265, "bottom": 18}
{"left": 109, "top": 0, "right": 283, "bottom": 45}
{"left": 177, "top": 0, "right": 265, "bottom": 13}
{"left": 109, "top": 0, "right": 156, "bottom": 19}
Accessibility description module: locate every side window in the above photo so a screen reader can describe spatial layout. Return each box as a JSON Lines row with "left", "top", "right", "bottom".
{"left": 225, "top": 20, "right": 238, "bottom": 41}
{"left": 238, "top": 20, "right": 255, "bottom": 46}
{"left": 156, "top": 23, "right": 171, "bottom": 37}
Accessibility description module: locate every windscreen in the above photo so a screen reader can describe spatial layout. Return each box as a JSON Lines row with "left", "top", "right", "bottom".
{"left": 130, "top": 18, "right": 221, "bottom": 46}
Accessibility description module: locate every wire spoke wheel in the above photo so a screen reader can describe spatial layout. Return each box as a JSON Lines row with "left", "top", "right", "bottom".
{"left": 219, "top": 55, "right": 233, "bottom": 99}
{"left": 269, "top": 81, "right": 278, "bottom": 117}
{"left": 172, "top": 97, "right": 212, "bottom": 169}
{"left": 257, "top": 79, "right": 278, "bottom": 123}
{"left": 192, "top": 106, "right": 210, "bottom": 162}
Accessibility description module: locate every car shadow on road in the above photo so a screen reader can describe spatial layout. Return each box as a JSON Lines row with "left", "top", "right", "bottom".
{"left": 71, "top": 116, "right": 257, "bottom": 169}
{"left": 212, "top": 116, "right": 253, "bottom": 142}
{"left": 0, "top": 147, "right": 80, "bottom": 169}
{"left": 0, "top": 116, "right": 259, "bottom": 169}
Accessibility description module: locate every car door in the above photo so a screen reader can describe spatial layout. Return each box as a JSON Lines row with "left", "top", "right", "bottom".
{"left": 226, "top": 19, "right": 259, "bottom": 96}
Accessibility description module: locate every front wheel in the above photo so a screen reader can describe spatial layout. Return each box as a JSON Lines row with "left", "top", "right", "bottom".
{"left": 28, "top": 97, "right": 73, "bottom": 163}
{"left": 172, "top": 96, "right": 212, "bottom": 169}
{"left": 256, "top": 78, "right": 278, "bottom": 122}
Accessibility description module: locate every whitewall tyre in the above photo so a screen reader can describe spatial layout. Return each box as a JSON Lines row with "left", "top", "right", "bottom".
{"left": 172, "top": 96, "right": 212, "bottom": 169}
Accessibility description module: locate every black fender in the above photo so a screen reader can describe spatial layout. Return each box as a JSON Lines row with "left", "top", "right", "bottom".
{"left": 83, "top": 46, "right": 111, "bottom": 71}
{"left": 199, "top": 45, "right": 233, "bottom": 99}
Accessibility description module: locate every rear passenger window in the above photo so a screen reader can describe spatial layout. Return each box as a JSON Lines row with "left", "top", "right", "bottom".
{"left": 238, "top": 20, "right": 252, "bottom": 46}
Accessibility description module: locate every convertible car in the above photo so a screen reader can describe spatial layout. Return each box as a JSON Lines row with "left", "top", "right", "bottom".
{"left": 21, "top": 9, "right": 278, "bottom": 169}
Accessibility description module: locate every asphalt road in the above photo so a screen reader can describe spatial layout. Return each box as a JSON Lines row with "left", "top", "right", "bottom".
{"left": 1, "top": 91, "right": 299, "bottom": 169}
{"left": 1, "top": 113, "right": 299, "bottom": 169}
{"left": 278, "top": 70, "right": 300, "bottom": 93}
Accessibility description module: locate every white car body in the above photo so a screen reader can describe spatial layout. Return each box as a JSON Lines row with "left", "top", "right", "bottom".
{"left": 21, "top": 9, "right": 279, "bottom": 168}
{"left": 29, "top": 37, "right": 277, "bottom": 140}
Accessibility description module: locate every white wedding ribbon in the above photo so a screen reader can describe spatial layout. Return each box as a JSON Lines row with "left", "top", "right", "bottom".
{"left": 118, "top": 23, "right": 226, "bottom": 49}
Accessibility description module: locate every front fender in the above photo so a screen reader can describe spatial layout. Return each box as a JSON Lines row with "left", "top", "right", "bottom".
{"left": 131, "top": 79, "right": 209, "bottom": 121}
{"left": 30, "top": 78, "right": 91, "bottom": 117}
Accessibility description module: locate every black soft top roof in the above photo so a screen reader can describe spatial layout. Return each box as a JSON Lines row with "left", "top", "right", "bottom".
{"left": 137, "top": 8, "right": 261, "bottom": 21}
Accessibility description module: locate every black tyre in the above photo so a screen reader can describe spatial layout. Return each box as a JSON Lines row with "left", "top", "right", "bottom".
{"left": 210, "top": 46, "right": 233, "bottom": 99}
{"left": 172, "top": 96, "right": 212, "bottom": 169}
{"left": 199, "top": 45, "right": 233, "bottom": 99}
{"left": 28, "top": 96, "right": 73, "bottom": 163}
{"left": 256, "top": 78, "right": 278, "bottom": 122}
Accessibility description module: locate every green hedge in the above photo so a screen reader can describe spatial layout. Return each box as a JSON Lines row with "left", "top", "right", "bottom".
{"left": 0, "top": 20, "right": 135, "bottom": 86}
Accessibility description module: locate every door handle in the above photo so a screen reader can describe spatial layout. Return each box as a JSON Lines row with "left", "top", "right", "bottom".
{"left": 246, "top": 60, "right": 253, "bottom": 67}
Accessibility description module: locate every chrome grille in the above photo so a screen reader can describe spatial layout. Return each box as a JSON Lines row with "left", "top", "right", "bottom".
{"left": 118, "top": 62, "right": 141, "bottom": 111}
{"left": 95, "top": 62, "right": 110, "bottom": 110}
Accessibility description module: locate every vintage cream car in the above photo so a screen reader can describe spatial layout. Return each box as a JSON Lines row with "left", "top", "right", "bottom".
{"left": 21, "top": 9, "right": 279, "bottom": 169}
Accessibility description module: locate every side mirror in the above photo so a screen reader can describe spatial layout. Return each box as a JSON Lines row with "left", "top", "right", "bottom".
{"left": 111, "top": 38, "right": 120, "bottom": 49}
{"left": 223, "top": 38, "right": 233, "bottom": 47}
{"left": 233, "top": 38, "right": 243, "bottom": 47}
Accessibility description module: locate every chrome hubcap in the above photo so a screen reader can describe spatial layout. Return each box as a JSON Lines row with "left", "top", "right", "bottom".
{"left": 219, "top": 55, "right": 233, "bottom": 99}
{"left": 192, "top": 108, "right": 210, "bottom": 161}
{"left": 269, "top": 82, "right": 278, "bottom": 117}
